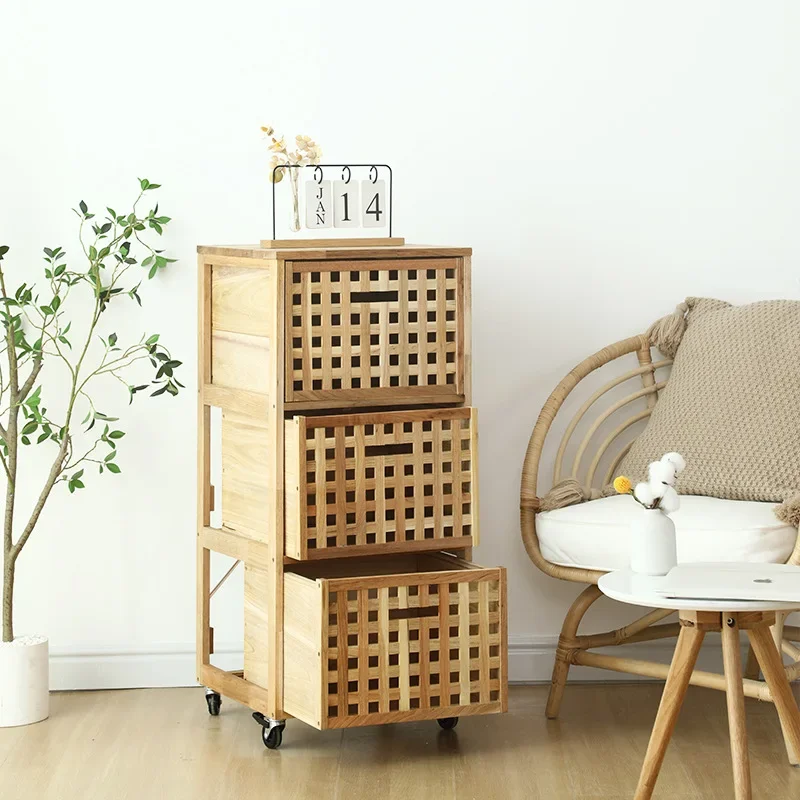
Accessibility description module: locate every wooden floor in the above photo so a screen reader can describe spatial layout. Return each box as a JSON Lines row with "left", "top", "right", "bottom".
{"left": 1, "top": 684, "right": 799, "bottom": 799}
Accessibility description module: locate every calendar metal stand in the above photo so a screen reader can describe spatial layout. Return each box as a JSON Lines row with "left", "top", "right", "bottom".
{"left": 263, "top": 163, "right": 404, "bottom": 249}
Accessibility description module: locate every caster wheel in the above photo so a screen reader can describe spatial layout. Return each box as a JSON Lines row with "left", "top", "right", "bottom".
{"left": 262, "top": 725, "right": 283, "bottom": 750}
{"left": 437, "top": 717, "right": 458, "bottom": 730}
{"left": 205, "top": 692, "right": 221, "bottom": 716}
{"left": 253, "top": 712, "right": 286, "bottom": 750}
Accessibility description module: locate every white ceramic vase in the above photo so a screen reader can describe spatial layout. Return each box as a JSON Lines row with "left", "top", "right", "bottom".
{"left": 629, "top": 509, "right": 677, "bottom": 577}
{"left": 0, "top": 635, "right": 49, "bottom": 727}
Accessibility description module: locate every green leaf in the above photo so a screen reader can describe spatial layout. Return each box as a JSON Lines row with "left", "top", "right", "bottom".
{"left": 104, "top": 451, "right": 116, "bottom": 462}
{"left": 21, "top": 421, "right": 37, "bottom": 435}
{"left": 148, "top": 265, "right": 158, "bottom": 280}
{"left": 79, "top": 200, "right": 88, "bottom": 215}
{"left": 106, "top": 463, "right": 121, "bottom": 474}
{"left": 21, "top": 436, "right": 30, "bottom": 445}
{"left": 108, "top": 430, "right": 125, "bottom": 439}
{"left": 139, "top": 178, "right": 150, "bottom": 190}
{"left": 89, "top": 245, "right": 97, "bottom": 260}
{"left": 145, "top": 334, "right": 160, "bottom": 345}
{"left": 108, "top": 332, "right": 117, "bottom": 346}
{"left": 142, "top": 256, "right": 154, "bottom": 267}
{"left": 73, "top": 479, "right": 85, "bottom": 489}
{"left": 151, "top": 385, "right": 169, "bottom": 397}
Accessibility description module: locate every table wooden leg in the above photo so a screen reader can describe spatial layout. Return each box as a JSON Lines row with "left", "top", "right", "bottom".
{"left": 721, "top": 615, "right": 752, "bottom": 800}
{"left": 748, "top": 625, "right": 800, "bottom": 761}
{"left": 771, "top": 612, "right": 800, "bottom": 766}
{"left": 634, "top": 625, "right": 706, "bottom": 800}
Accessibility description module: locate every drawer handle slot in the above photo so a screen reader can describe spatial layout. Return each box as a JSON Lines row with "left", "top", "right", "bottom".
{"left": 365, "top": 443, "right": 413, "bottom": 458}
{"left": 350, "top": 290, "right": 399, "bottom": 303}
{"left": 389, "top": 606, "right": 439, "bottom": 621}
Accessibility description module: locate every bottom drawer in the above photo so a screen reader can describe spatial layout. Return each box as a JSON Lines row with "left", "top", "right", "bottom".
{"left": 283, "top": 554, "right": 507, "bottom": 730}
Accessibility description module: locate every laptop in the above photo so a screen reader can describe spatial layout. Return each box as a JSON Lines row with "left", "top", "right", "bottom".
{"left": 657, "top": 562, "right": 800, "bottom": 603}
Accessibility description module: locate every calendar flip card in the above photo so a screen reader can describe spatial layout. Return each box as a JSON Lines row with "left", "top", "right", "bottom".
{"left": 361, "top": 179, "right": 387, "bottom": 228}
{"left": 333, "top": 180, "right": 359, "bottom": 228}
{"left": 305, "top": 180, "right": 333, "bottom": 228}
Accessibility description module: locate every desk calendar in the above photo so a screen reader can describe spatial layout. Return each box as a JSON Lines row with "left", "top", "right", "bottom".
{"left": 263, "top": 163, "right": 405, "bottom": 248}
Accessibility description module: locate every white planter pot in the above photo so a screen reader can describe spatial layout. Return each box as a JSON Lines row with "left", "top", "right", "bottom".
{"left": 629, "top": 509, "right": 678, "bottom": 577}
{"left": 0, "top": 635, "right": 49, "bottom": 727}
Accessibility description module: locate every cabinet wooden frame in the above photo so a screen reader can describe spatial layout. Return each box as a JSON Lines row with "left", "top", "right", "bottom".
{"left": 196, "top": 253, "right": 286, "bottom": 717}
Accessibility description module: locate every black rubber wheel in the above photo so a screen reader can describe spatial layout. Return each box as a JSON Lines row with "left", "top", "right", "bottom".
{"left": 205, "top": 692, "right": 221, "bottom": 716}
{"left": 262, "top": 725, "right": 284, "bottom": 750}
{"left": 437, "top": 717, "right": 458, "bottom": 730}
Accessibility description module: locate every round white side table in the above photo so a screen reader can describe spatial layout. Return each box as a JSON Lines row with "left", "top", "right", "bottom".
{"left": 598, "top": 569, "right": 800, "bottom": 800}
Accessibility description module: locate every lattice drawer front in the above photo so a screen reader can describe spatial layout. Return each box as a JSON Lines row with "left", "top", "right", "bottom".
{"left": 284, "top": 408, "right": 478, "bottom": 560}
{"left": 325, "top": 571, "right": 504, "bottom": 727}
{"left": 285, "top": 259, "right": 464, "bottom": 405}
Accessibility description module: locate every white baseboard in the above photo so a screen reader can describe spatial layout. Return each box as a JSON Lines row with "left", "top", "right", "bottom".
{"left": 49, "top": 635, "right": 734, "bottom": 691}
{"left": 49, "top": 644, "right": 243, "bottom": 691}
{"left": 507, "top": 634, "right": 729, "bottom": 683}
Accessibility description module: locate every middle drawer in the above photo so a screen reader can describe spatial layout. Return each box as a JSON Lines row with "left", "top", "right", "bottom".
{"left": 284, "top": 407, "right": 478, "bottom": 560}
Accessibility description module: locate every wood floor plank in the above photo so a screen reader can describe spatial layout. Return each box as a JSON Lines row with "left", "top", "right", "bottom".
{"left": 0, "top": 684, "right": 798, "bottom": 799}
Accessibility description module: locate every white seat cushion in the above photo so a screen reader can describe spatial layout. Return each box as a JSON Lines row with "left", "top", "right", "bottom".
{"left": 537, "top": 494, "right": 797, "bottom": 572}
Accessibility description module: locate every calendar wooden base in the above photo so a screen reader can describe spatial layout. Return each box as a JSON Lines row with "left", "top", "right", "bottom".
{"left": 259, "top": 236, "right": 405, "bottom": 249}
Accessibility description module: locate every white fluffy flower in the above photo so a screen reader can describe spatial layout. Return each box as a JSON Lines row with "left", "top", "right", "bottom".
{"left": 634, "top": 482, "right": 657, "bottom": 506}
{"left": 659, "top": 485, "right": 681, "bottom": 514}
{"left": 648, "top": 460, "right": 677, "bottom": 487}
{"left": 661, "top": 452, "right": 686, "bottom": 474}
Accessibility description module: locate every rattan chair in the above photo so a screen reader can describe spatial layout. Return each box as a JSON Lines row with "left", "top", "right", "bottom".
{"left": 520, "top": 333, "right": 800, "bottom": 761}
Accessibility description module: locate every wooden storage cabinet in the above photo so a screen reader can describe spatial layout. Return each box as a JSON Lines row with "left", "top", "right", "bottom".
{"left": 197, "top": 243, "right": 506, "bottom": 747}
{"left": 284, "top": 407, "right": 479, "bottom": 560}
{"left": 283, "top": 555, "right": 506, "bottom": 730}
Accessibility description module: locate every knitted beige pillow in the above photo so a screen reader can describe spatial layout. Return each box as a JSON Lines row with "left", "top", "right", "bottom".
{"left": 617, "top": 297, "right": 800, "bottom": 524}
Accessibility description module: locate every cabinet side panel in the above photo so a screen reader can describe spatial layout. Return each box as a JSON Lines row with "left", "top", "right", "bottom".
{"left": 211, "top": 331, "right": 270, "bottom": 394}
{"left": 282, "top": 573, "right": 323, "bottom": 728}
{"left": 244, "top": 561, "right": 271, "bottom": 689}
{"left": 210, "top": 265, "right": 271, "bottom": 393}
{"left": 221, "top": 410, "right": 271, "bottom": 542}
{"left": 211, "top": 265, "right": 271, "bottom": 336}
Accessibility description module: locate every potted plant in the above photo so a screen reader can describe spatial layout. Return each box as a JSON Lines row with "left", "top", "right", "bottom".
{"left": 0, "top": 180, "right": 182, "bottom": 727}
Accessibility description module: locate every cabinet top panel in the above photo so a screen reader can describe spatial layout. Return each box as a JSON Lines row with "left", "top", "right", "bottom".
{"left": 197, "top": 244, "right": 472, "bottom": 261}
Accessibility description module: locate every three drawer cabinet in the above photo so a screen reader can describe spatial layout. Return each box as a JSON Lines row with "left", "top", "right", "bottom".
{"left": 196, "top": 243, "right": 507, "bottom": 749}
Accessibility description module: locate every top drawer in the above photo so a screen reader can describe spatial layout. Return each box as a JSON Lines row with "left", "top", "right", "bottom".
{"left": 285, "top": 259, "right": 466, "bottom": 408}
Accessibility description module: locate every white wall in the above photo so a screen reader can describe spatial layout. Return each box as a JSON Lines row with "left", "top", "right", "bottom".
{"left": 1, "top": 1, "right": 799, "bottom": 687}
